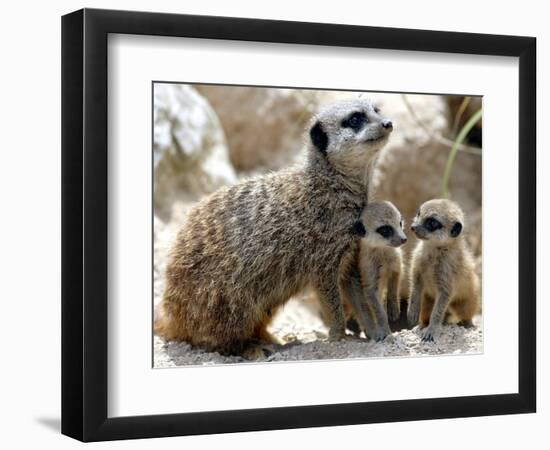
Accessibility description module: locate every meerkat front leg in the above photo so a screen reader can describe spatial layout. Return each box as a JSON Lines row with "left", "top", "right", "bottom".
{"left": 318, "top": 279, "right": 347, "bottom": 341}
{"left": 407, "top": 272, "right": 423, "bottom": 327}
{"left": 363, "top": 287, "right": 392, "bottom": 341}
{"left": 386, "top": 271, "right": 401, "bottom": 323}
{"left": 362, "top": 270, "right": 392, "bottom": 341}
{"left": 341, "top": 267, "right": 379, "bottom": 339}
{"left": 420, "top": 289, "right": 450, "bottom": 342}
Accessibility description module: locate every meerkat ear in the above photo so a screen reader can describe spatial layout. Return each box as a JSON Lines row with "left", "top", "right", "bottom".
{"left": 310, "top": 121, "right": 328, "bottom": 153}
{"left": 450, "top": 222, "right": 463, "bottom": 237}
{"left": 352, "top": 221, "right": 367, "bottom": 237}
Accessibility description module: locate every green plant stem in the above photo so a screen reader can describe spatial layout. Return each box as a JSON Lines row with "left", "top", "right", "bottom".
{"left": 441, "top": 108, "right": 482, "bottom": 198}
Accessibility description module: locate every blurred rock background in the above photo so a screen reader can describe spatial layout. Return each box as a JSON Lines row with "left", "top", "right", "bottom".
{"left": 153, "top": 83, "right": 482, "bottom": 364}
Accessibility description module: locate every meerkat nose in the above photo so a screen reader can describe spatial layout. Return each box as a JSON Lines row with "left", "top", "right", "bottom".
{"left": 410, "top": 224, "right": 417, "bottom": 232}
{"left": 381, "top": 119, "right": 393, "bottom": 130}
{"left": 401, "top": 236, "right": 407, "bottom": 244}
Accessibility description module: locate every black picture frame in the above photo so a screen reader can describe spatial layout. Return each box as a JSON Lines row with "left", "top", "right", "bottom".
{"left": 61, "top": 8, "right": 536, "bottom": 442}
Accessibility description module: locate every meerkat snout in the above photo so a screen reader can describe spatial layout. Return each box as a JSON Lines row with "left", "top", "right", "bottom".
{"left": 381, "top": 119, "right": 393, "bottom": 130}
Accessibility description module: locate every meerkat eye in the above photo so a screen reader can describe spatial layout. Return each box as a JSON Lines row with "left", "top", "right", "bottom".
{"left": 424, "top": 217, "right": 442, "bottom": 232}
{"left": 342, "top": 111, "right": 367, "bottom": 131}
{"left": 376, "top": 225, "right": 394, "bottom": 239}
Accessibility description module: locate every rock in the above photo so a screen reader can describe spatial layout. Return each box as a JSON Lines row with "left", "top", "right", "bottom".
{"left": 153, "top": 84, "right": 237, "bottom": 219}
{"left": 367, "top": 93, "right": 482, "bottom": 297}
{"left": 370, "top": 93, "right": 481, "bottom": 218}
{"left": 195, "top": 85, "right": 320, "bottom": 172}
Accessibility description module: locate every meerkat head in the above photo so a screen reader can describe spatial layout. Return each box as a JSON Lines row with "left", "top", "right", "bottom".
{"left": 410, "top": 199, "right": 465, "bottom": 244}
{"left": 308, "top": 99, "right": 393, "bottom": 173}
{"left": 359, "top": 201, "right": 407, "bottom": 248}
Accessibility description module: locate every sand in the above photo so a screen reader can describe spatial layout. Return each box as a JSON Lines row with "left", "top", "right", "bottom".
{"left": 154, "top": 307, "right": 483, "bottom": 368}
{"left": 153, "top": 214, "right": 483, "bottom": 368}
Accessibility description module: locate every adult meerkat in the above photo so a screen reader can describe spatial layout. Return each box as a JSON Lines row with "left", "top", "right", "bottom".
{"left": 351, "top": 201, "right": 407, "bottom": 341}
{"left": 155, "top": 99, "right": 393, "bottom": 355}
{"left": 407, "top": 199, "right": 480, "bottom": 342}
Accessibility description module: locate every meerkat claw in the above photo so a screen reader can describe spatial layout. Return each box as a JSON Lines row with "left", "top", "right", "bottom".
{"left": 370, "top": 326, "right": 392, "bottom": 342}
{"left": 420, "top": 326, "right": 438, "bottom": 342}
{"left": 328, "top": 330, "right": 347, "bottom": 342}
{"left": 243, "top": 342, "right": 278, "bottom": 360}
{"left": 376, "top": 333, "right": 395, "bottom": 343}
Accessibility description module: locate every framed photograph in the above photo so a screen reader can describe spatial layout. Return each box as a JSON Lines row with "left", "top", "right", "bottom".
{"left": 61, "top": 8, "right": 536, "bottom": 442}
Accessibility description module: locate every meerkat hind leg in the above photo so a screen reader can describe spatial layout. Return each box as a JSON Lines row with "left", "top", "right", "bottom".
{"left": 364, "top": 287, "right": 393, "bottom": 341}
{"left": 359, "top": 266, "right": 392, "bottom": 341}
{"left": 341, "top": 268, "right": 379, "bottom": 340}
{"left": 458, "top": 319, "right": 474, "bottom": 328}
{"left": 318, "top": 279, "right": 347, "bottom": 341}
{"left": 419, "top": 294, "right": 435, "bottom": 329}
{"left": 420, "top": 292, "right": 450, "bottom": 342}
{"left": 450, "top": 297, "right": 478, "bottom": 329}
{"left": 407, "top": 275, "right": 423, "bottom": 328}
{"left": 386, "top": 271, "right": 401, "bottom": 323}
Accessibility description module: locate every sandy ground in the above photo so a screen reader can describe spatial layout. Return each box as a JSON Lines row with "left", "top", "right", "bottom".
{"left": 154, "top": 301, "right": 483, "bottom": 368}
{"left": 153, "top": 213, "right": 483, "bottom": 368}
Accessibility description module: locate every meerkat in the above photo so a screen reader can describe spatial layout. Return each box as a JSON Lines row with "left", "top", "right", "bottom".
{"left": 343, "top": 201, "right": 406, "bottom": 341}
{"left": 406, "top": 199, "right": 480, "bottom": 342}
{"left": 155, "top": 99, "right": 394, "bottom": 356}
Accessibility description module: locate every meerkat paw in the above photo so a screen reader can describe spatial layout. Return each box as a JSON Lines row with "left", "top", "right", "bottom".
{"left": 242, "top": 342, "right": 279, "bottom": 360}
{"left": 339, "top": 334, "right": 362, "bottom": 342}
{"left": 458, "top": 319, "right": 474, "bottom": 328}
{"left": 369, "top": 326, "right": 393, "bottom": 343}
{"left": 420, "top": 325, "right": 440, "bottom": 343}
{"left": 328, "top": 325, "right": 347, "bottom": 341}
{"left": 380, "top": 333, "right": 396, "bottom": 344}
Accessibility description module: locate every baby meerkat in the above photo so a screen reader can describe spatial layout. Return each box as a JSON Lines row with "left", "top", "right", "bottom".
{"left": 407, "top": 199, "right": 480, "bottom": 342}
{"left": 345, "top": 201, "right": 406, "bottom": 341}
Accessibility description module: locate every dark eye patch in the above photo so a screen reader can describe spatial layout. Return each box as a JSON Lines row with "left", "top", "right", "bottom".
{"left": 352, "top": 221, "right": 366, "bottom": 237}
{"left": 376, "top": 225, "right": 394, "bottom": 239}
{"left": 424, "top": 217, "right": 442, "bottom": 232}
{"left": 342, "top": 111, "right": 367, "bottom": 131}
{"left": 374, "top": 106, "right": 381, "bottom": 114}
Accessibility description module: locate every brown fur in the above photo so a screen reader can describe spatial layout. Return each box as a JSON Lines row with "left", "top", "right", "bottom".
{"left": 155, "top": 99, "right": 393, "bottom": 355}
{"left": 407, "top": 199, "right": 480, "bottom": 341}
